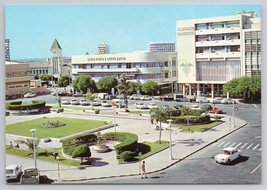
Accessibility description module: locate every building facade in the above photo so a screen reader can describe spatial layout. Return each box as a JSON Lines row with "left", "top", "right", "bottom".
{"left": 148, "top": 42, "right": 175, "bottom": 52}
{"left": 5, "top": 62, "right": 34, "bottom": 99}
{"left": 176, "top": 11, "right": 261, "bottom": 98}
{"left": 5, "top": 39, "right": 10, "bottom": 61}
{"left": 72, "top": 51, "right": 177, "bottom": 94}
{"left": 98, "top": 42, "right": 110, "bottom": 54}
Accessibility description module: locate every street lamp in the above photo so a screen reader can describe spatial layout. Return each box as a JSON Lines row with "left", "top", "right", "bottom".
{"left": 56, "top": 155, "right": 60, "bottom": 180}
{"left": 30, "top": 129, "right": 37, "bottom": 168}
{"left": 167, "top": 119, "right": 173, "bottom": 160}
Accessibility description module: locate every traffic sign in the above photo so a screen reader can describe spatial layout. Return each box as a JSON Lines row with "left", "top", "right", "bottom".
{"left": 234, "top": 107, "right": 238, "bottom": 112}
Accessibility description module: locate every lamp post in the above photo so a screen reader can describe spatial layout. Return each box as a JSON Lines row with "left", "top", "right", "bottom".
{"left": 56, "top": 155, "right": 60, "bottom": 180}
{"left": 30, "top": 129, "right": 37, "bottom": 168}
{"left": 167, "top": 119, "right": 173, "bottom": 160}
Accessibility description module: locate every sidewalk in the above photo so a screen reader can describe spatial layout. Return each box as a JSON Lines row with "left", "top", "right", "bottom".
{"left": 6, "top": 110, "right": 247, "bottom": 182}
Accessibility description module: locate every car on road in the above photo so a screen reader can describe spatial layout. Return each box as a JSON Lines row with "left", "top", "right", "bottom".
{"left": 101, "top": 100, "right": 111, "bottom": 107}
{"left": 173, "top": 104, "right": 183, "bottom": 109}
{"left": 161, "top": 104, "right": 170, "bottom": 110}
{"left": 70, "top": 99, "right": 79, "bottom": 105}
{"left": 6, "top": 165, "right": 22, "bottom": 182}
{"left": 214, "top": 147, "right": 241, "bottom": 164}
{"left": 147, "top": 102, "right": 158, "bottom": 109}
{"left": 79, "top": 99, "right": 90, "bottom": 106}
{"left": 135, "top": 102, "right": 148, "bottom": 109}
{"left": 140, "top": 95, "right": 152, "bottom": 101}
{"left": 196, "top": 96, "right": 209, "bottom": 103}
{"left": 129, "top": 94, "right": 141, "bottom": 100}
{"left": 210, "top": 97, "right": 223, "bottom": 104}
{"left": 92, "top": 99, "right": 101, "bottom": 106}
{"left": 209, "top": 107, "right": 223, "bottom": 114}
{"left": 190, "top": 105, "right": 202, "bottom": 110}
{"left": 221, "top": 98, "right": 234, "bottom": 104}
{"left": 24, "top": 92, "right": 36, "bottom": 98}
{"left": 62, "top": 99, "right": 70, "bottom": 105}
{"left": 20, "top": 168, "right": 40, "bottom": 184}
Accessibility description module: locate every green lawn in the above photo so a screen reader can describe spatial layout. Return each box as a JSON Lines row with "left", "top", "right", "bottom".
{"left": 177, "top": 121, "right": 222, "bottom": 132}
{"left": 128, "top": 111, "right": 150, "bottom": 115}
{"left": 50, "top": 105, "right": 93, "bottom": 111}
{"left": 6, "top": 117, "right": 108, "bottom": 138}
{"left": 6, "top": 146, "right": 81, "bottom": 166}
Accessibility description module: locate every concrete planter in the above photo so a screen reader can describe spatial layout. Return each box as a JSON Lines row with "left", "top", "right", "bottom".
{"left": 93, "top": 144, "right": 110, "bottom": 153}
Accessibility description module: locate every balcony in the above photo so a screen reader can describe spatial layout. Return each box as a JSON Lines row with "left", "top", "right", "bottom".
{"left": 196, "top": 39, "right": 241, "bottom": 47}
{"left": 72, "top": 68, "right": 138, "bottom": 74}
{"left": 195, "top": 27, "right": 240, "bottom": 35}
{"left": 196, "top": 52, "right": 241, "bottom": 59}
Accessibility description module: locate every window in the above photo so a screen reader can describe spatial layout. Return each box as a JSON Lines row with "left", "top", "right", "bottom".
{"left": 118, "top": 64, "right": 121, "bottom": 68}
{"left": 172, "top": 71, "right": 176, "bottom": 77}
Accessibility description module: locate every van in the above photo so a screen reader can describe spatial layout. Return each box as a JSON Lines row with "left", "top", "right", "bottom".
{"left": 111, "top": 99, "right": 125, "bottom": 108}
{"left": 173, "top": 94, "right": 188, "bottom": 102}
{"left": 98, "top": 93, "right": 109, "bottom": 100}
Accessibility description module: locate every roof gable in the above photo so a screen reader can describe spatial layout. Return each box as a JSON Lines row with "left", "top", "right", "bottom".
{"left": 50, "top": 39, "right": 62, "bottom": 50}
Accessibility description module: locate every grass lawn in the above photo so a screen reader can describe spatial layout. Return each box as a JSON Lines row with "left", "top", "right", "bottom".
{"left": 118, "top": 140, "right": 169, "bottom": 164}
{"left": 6, "top": 117, "right": 108, "bottom": 138}
{"left": 6, "top": 146, "right": 81, "bottom": 166}
{"left": 128, "top": 110, "right": 150, "bottom": 115}
{"left": 177, "top": 121, "right": 222, "bottom": 132}
{"left": 50, "top": 105, "right": 93, "bottom": 111}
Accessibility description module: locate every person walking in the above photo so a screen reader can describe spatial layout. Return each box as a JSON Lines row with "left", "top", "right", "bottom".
{"left": 140, "top": 161, "right": 147, "bottom": 179}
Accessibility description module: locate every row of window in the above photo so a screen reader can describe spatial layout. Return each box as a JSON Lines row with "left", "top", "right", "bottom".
{"left": 196, "top": 46, "right": 240, "bottom": 54}
{"left": 196, "top": 21, "right": 240, "bottom": 30}
{"left": 196, "top": 33, "right": 240, "bottom": 42}
{"left": 8, "top": 84, "right": 29, "bottom": 89}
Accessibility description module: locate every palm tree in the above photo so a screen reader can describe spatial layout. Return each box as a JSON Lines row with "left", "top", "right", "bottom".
{"left": 180, "top": 107, "right": 191, "bottom": 130}
{"left": 150, "top": 107, "right": 170, "bottom": 144}
{"left": 55, "top": 95, "right": 62, "bottom": 107}
{"left": 16, "top": 138, "right": 40, "bottom": 153}
{"left": 85, "top": 92, "right": 96, "bottom": 110}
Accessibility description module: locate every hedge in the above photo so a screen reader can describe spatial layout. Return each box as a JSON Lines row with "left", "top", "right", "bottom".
{"left": 6, "top": 100, "right": 46, "bottom": 110}
{"left": 170, "top": 114, "right": 210, "bottom": 124}
{"left": 102, "top": 132, "right": 138, "bottom": 155}
{"left": 62, "top": 133, "right": 97, "bottom": 156}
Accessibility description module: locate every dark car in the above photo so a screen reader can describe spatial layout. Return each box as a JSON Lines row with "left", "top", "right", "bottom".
{"left": 173, "top": 104, "right": 183, "bottom": 109}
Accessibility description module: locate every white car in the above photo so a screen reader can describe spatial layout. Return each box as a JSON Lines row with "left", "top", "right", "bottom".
{"left": 210, "top": 97, "right": 223, "bottom": 104}
{"left": 196, "top": 96, "right": 209, "bottom": 103}
{"left": 147, "top": 102, "right": 158, "bottom": 109}
{"left": 221, "top": 98, "right": 234, "bottom": 104}
{"left": 135, "top": 102, "right": 148, "bottom": 109}
{"left": 79, "top": 99, "right": 90, "bottom": 106}
{"left": 70, "top": 99, "right": 79, "bottom": 105}
{"left": 140, "top": 95, "right": 152, "bottom": 101}
{"left": 24, "top": 92, "right": 36, "bottom": 98}
{"left": 101, "top": 100, "right": 111, "bottom": 107}
{"left": 92, "top": 99, "right": 101, "bottom": 106}
{"left": 214, "top": 147, "right": 241, "bottom": 164}
{"left": 190, "top": 105, "right": 201, "bottom": 110}
{"left": 62, "top": 99, "right": 70, "bottom": 105}
{"left": 6, "top": 165, "right": 22, "bottom": 181}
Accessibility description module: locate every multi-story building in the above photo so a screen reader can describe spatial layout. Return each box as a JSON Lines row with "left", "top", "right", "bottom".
{"left": 29, "top": 60, "right": 53, "bottom": 75}
{"left": 98, "top": 41, "right": 110, "bottom": 54}
{"left": 148, "top": 42, "right": 175, "bottom": 52}
{"left": 5, "top": 39, "right": 10, "bottom": 61}
{"left": 72, "top": 51, "right": 177, "bottom": 94}
{"left": 5, "top": 61, "right": 34, "bottom": 99}
{"left": 50, "top": 38, "right": 63, "bottom": 75}
{"left": 176, "top": 11, "right": 261, "bottom": 98}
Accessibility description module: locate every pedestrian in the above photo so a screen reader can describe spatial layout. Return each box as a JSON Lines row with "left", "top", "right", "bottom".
{"left": 10, "top": 141, "right": 13, "bottom": 147}
{"left": 15, "top": 142, "right": 20, "bottom": 148}
{"left": 140, "top": 160, "right": 147, "bottom": 179}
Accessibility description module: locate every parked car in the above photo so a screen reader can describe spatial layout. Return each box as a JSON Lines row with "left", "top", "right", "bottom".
{"left": 221, "top": 98, "right": 234, "bottom": 104}
{"left": 209, "top": 107, "right": 223, "bottom": 114}
{"left": 129, "top": 94, "right": 141, "bottom": 100}
{"left": 92, "top": 99, "right": 101, "bottom": 106}
{"left": 79, "top": 99, "right": 90, "bottom": 106}
{"left": 101, "top": 100, "right": 111, "bottom": 107}
{"left": 135, "top": 102, "right": 148, "bottom": 109}
{"left": 196, "top": 96, "right": 209, "bottom": 103}
{"left": 111, "top": 99, "right": 125, "bottom": 108}
{"left": 73, "top": 93, "right": 84, "bottom": 97}
{"left": 173, "top": 94, "right": 188, "bottom": 102}
{"left": 24, "top": 92, "right": 36, "bottom": 98}
{"left": 62, "top": 99, "right": 70, "bottom": 105}
{"left": 173, "top": 104, "right": 183, "bottom": 109}
{"left": 210, "top": 97, "right": 223, "bottom": 104}
{"left": 190, "top": 105, "right": 201, "bottom": 110}
{"left": 70, "top": 99, "right": 79, "bottom": 105}
{"left": 57, "top": 91, "right": 67, "bottom": 96}
{"left": 140, "top": 95, "right": 152, "bottom": 101}
{"left": 20, "top": 168, "right": 40, "bottom": 184}
{"left": 214, "top": 147, "right": 241, "bottom": 164}
{"left": 147, "top": 102, "right": 158, "bottom": 109}
{"left": 6, "top": 165, "right": 22, "bottom": 182}
{"left": 161, "top": 104, "right": 170, "bottom": 110}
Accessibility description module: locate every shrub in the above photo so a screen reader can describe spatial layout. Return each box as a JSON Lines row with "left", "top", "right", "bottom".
{"left": 189, "top": 109, "right": 202, "bottom": 116}
{"left": 120, "top": 151, "right": 133, "bottom": 161}
{"left": 6, "top": 100, "right": 46, "bottom": 110}
{"left": 102, "top": 132, "right": 138, "bottom": 155}
{"left": 201, "top": 104, "right": 212, "bottom": 112}
{"left": 71, "top": 144, "right": 91, "bottom": 159}
{"left": 171, "top": 114, "right": 211, "bottom": 124}
{"left": 168, "top": 108, "right": 181, "bottom": 117}
{"left": 213, "top": 115, "right": 221, "bottom": 120}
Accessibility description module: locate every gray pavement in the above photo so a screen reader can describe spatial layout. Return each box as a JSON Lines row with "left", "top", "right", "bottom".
{"left": 5, "top": 108, "right": 247, "bottom": 182}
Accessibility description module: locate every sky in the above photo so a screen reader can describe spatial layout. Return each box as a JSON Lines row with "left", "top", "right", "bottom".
{"left": 5, "top": 4, "right": 261, "bottom": 60}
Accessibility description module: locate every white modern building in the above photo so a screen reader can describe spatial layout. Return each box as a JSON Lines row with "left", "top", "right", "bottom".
{"left": 176, "top": 11, "right": 261, "bottom": 98}
{"left": 98, "top": 41, "right": 110, "bottom": 54}
{"left": 72, "top": 51, "right": 177, "bottom": 94}
{"left": 148, "top": 42, "right": 175, "bottom": 52}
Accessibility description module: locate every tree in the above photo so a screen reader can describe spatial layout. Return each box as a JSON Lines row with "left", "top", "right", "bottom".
{"left": 72, "top": 75, "right": 96, "bottom": 94}
{"left": 249, "top": 76, "right": 261, "bottom": 102}
{"left": 237, "top": 76, "right": 250, "bottom": 101}
{"left": 116, "top": 73, "right": 130, "bottom": 112}
{"left": 40, "top": 74, "right": 52, "bottom": 83}
{"left": 58, "top": 75, "right": 71, "bottom": 91}
{"left": 128, "top": 81, "right": 140, "bottom": 95}
{"left": 34, "top": 75, "right": 39, "bottom": 80}
{"left": 16, "top": 138, "right": 40, "bottom": 152}
{"left": 141, "top": 80, "right": 159, "bottom": 96}
{"left": 71, "top": 144, "right": 91, "bottom": 164}
{"left": 223, "top": 78, "right": 239, "bottom": 95}
{"left": 150, "top": 108, "right": 170, "bottom": 144}
{"left": 180, "top": 106, "right": 191, "bottom": 131}
{"left": 97, "top": 76, "right": 118, "bottom": 93}
{"left": 85, "top": 93, "right": 96, "bottom": 110}
{"left": 55, "top": 95, "right": 62, "bottom": 107}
